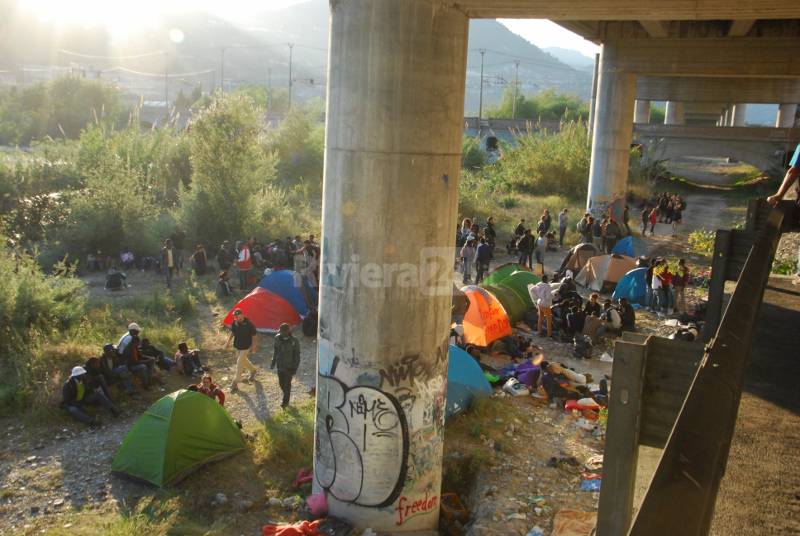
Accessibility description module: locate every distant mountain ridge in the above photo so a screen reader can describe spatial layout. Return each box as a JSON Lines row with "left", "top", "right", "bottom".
{"left": 1, "top": 0, "right": 592, "bottom": 110}
{"left": 544, "top": 47, "right": 595, "bottom": 72}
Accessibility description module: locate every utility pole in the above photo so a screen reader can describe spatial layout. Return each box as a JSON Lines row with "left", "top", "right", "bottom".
{"left": 219, "top": 47, "right": 226, "bottom": 94}
{"left": 164, "top": 52, "right": 169, "bottom": 121}
{"left": 512, "top": 60, "right": 520, "bottom": 120}
{"left": 288, "top": 43, "right": 294, "bottom": 109}
{"left": 267, "top": 67, "right": 273, "bottom": 111}
{"left": 478, "top": 49, "right": 485, "bottom": 133}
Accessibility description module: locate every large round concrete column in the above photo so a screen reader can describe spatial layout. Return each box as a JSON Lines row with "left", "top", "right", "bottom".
{"left": 313, "top": 0, "right": 467, "bottom": 531}
{"left": 634, "top": 99, "right": 651, "bottom": 124}
{"left": 587, "top": 43, "right": 636, "bottom": 225}
{"left": 664, "top": 101, "right": 685, "bottom": 125}
{"left": 776, "top": 103, "right": 798, "bottom": 128}
{"left": 732, "top": 103, "right": 748, "bottom": 126}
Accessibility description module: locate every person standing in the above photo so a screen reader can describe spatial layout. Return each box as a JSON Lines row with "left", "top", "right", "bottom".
{"left": 534, "top": 231, "right": 547, "bottom": 271}
{"left": 191, "top": 244, "right": 208, "bottom": 276}
{"left": 217, "top": 241, "right": 233, "bottom": 271}
{"left": 576, "top": 213, "right": 589, "bottom": 244}
{"left": 542, "top": 209, "right": 552, "bottom": 233}
{"left": 475, "top": 237, "right": 492, "bottom": 283}
{"left": 640, "top": 205, "right": 650, "bottom": 236}
{"left": 648, "top": 207, "right": 658, "bottom": 236}
{"left": 517, "top": 229, "right": 534, "bottom": 268}
{"left": 485, "top": 216, "right": 497, "bottom": 253}
{"left": 558, "top": 208, "right": 568, "bottom": 247}
{"left": 161, "top": 239, "right": 176, "bottom": 289}
{"left": 605, "top": 217, "right": 621, "bottom": 253}
{"left": 460, "top": 238, "right": 476, "bottom": 284}
{"left": 237, "top": 238, "right": 253, "bottom": 292}
{"left": 673, "top": 259, "right": 689, "bottom": 314}
{"left": 528, "top": 275, "right": 553, "bottom": 338}
{"left": 225, "top": 308, "right": 258, "bottom": 393}
{"left": 271, "top": 323, "right": 301, "bottom": 409}
{"left": 591, "top": 216, "right": 603, "bottom": 250}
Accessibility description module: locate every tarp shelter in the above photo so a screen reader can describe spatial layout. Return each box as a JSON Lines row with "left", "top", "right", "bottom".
{"left": 611, "top": 236, "right": 635, "bottom": 258}
{"left": 223, "top": 287, "right": 301, "bottom": 333}
{"left": 461, "top": 285, "right": 512, "bottom": 347}
{"left": 612, "top": 267, "right": 649, "bottom": 305}
{"left": 482, "top": 284, "right": 527, "bottom": 323}
{"left": 496, "top": 270, "right": 541, "bottom": 308}
{"left": 575, "top": 254, "right": 637, "bottom": 293}
{"left": 111, "top": 390, "right": 245, "bottom": 487}
{"left": 446, "top": 344, "right": 492, "bottom": 420}
{"left": 481, "top": 263, "right": 524, "bottom": 286}
{"left": 258, "top": 270, "right": 311, "bottom": 318}
{"left": 558, "top": 243, "right": 600, "bottom": 276}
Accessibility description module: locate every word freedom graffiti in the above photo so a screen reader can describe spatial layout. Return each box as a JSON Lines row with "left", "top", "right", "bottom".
{"left": 315, "top": 357, "right": 409, "bottom": 508}
{"left": 395, "top": 493, "right": 439, "bottom": 526}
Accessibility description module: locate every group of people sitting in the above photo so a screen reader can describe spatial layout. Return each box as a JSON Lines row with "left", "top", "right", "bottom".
{"left": 60, "top": 322, "right": 222, "bottom": 427}
{"left": 640, "top": 192, "right": 686, "bottom": 237}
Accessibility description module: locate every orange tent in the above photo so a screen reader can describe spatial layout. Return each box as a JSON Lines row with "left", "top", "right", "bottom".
{"left": 461, "top": 285, "right": 512, "bottom": 347}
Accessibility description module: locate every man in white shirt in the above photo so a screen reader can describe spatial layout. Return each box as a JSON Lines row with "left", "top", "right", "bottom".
{"left": 597, "top": 300, "right": 623, "bottom": 339}
{"left": 528, "top": 275, "right": 553, "bottom": 337}
{"left": 558, "top": 208, "right": 568, "bottom": 247}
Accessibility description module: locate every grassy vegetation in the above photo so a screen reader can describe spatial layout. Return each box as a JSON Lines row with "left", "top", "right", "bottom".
{"left": 253, "top": 400, "right": 316, "bottom": 490}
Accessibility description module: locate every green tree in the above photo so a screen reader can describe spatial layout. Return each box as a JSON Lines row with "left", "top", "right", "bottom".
{"left": 179, "top": 94, "right": 275, "bottom": 245}
{"left": 485, "top": 88, "right": 589, "bottom": 122}
{"left": 264, "top": 106, "right": 324, "bottom": 195}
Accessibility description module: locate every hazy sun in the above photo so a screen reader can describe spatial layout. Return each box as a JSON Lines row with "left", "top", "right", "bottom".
{"left": 20, "top": 0, "right": 158, "bottom": 36}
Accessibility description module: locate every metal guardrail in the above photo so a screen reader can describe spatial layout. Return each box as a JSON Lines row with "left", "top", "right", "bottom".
{"left": 627, "top": 202, "right": 788, "bottom": 535}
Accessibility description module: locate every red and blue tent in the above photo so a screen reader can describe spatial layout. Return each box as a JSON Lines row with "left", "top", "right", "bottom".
{"left": 222, "top": 287, "right": 301, "bottom": 333}
{"left": 258, "top": 270, "right": 313, "bottom": 318}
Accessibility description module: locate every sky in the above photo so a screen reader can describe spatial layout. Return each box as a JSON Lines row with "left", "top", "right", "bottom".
{"left": 500, "top": 19, "right": 600, "bottom": 58}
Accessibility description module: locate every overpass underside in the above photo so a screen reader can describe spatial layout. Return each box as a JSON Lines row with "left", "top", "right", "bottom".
{"left": 312, "top": 1, "right": 800, "bottom": 532}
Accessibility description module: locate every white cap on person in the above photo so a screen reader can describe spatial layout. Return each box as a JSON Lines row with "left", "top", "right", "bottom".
{"left": 128, "top": 322, "right": 141, "bottom": 332}
{"left": 70, "top": 366, "right": 87, "bottom": 378}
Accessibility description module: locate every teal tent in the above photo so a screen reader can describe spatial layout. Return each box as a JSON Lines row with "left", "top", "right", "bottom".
{"left": 446, "top": 345, "right": 492, "bottom": 420}
{"left": 112, "top": 390, "right": 245, "bottom": 487}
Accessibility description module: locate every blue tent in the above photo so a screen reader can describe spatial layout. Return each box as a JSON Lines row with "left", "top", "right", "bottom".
{"left": 611, "top": 236, "right": 635, "bottom": 258}
{"left": 446, "top": 344, "right": 492, "bottom": 421}
{"left": 612, "top": 267, "right": 649, "bottom": 306}
{"left": 257, "top": 270, "right": 310, "bottom": 317}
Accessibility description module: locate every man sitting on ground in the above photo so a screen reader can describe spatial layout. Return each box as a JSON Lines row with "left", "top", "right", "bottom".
{"left": 584, "top": 293, "right": 602, "bottom": 317}
{"left": 188, "top": 374, "right": 225, "bottom": 405}
{"left": 98, "top": 343, "right": 138, "bottom": 398}
{"left": 217, "top": 271, "right": 233, "bottom": 297}
{"left": 619, "top": 297, "right": 636, "bottom": 331}
{"left": 119, "top": 324, "right": 156, "bottom": 388}
{"left": 83, "top": 356, "right": 114, "bottom": 402}
{"left": 105, "top": 266, "right": 127, "bottom": 290}
{"left": 141, "top": 338, "right": 177, "bottom": 373}
{"left": 597, "top": 300, "right": 623, "bottom": 339}
{"left": 60, "top": 366, "right": 119, "bottom": 427}
{"left": 175, "top": 342, "right": 205, "bottom": 377}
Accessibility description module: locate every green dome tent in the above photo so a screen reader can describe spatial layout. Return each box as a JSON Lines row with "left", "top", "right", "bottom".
{"left": 481, "top": 263, "right": 524, "bottom": 286}
{"left": 112, "top": 390, "right": 245, "bottom": 487}
{"left": 482, "top": 284, "right": 527, "bottom": 323}
{"left": 497, "top": 270, "right": 541, "bottom": 308}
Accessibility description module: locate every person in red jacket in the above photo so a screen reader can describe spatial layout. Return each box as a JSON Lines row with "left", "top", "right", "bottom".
{"left": 237, "top": 238, "right": 254, "bottom": 291}
{"left": 189, "top": 374, "right": 225, "bottom": 405}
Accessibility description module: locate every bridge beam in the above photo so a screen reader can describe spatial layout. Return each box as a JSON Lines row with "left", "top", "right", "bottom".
{"left": 777, "top": 103, "right": 798, "bottom": 128}
{"left": 315, "top": 0, "right": 467, "bottom": 531}
{"left": 637, "top": 76, "right": 800, "bottom": 104}
{"left": 588, "top": 43, "right": 636, "bottom": 224}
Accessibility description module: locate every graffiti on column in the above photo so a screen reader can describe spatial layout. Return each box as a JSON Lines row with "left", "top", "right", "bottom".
{"left": 315, "top": 356, "right": 409, "bottom": 508}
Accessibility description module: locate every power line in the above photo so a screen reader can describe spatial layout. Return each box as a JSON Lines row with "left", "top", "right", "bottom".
{"left": 467, "top": 48, "right": 580, "bottom": 73}
{"left": 58, "top": 49, "right": 165, "bottom": 60}
{"left": 102, "top": 66, "right": 214, "bottom": 78}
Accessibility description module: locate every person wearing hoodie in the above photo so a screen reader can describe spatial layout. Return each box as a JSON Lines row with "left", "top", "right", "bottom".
{"left": 271, "top": 323, "right": 301, "bottom": 409}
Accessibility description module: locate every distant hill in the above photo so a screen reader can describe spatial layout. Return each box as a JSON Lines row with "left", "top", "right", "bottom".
{"left": 1, "top": 0, "right": 592, "bottom": 111}
{"left": 544, "top": 47, "right": 595, "bottom": 72}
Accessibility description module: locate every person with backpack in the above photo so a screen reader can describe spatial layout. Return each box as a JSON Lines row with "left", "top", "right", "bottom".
{"left": 271, "top": 323, "right": 301, "bottom": 409}
{"left": 475, "top": 237, "right": 492, "bottom": 283}
{"left": 225, "top": 308, "right": 258, "bottom": 393}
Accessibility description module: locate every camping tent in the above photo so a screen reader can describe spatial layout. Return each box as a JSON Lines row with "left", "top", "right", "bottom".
{"left": 612, "top": 267, "right": 649, "bottom": 305}
{"left": 496, "top": 270, "right": 541, "bottom": 308}
{"left": 112, "top": 390, "right": 245, "bottom": 487}
{"left": 481, "top": 263, "right": 524, "bottom": 286}
{"left": 258, "top": 270, "right": 311, "bottom": 317}
{"left": 461, "top": 285, "right": 512, "bottom": 347}
{"left": 446, "top": 344, "right": 492, "bottom": 420}
{"left": 482, "top": 284, "right": 527, "bottom": 323}
{"left": 575, "top": 254, "right": 637, "bottom": 293}
{"left": 223, "top": 287, "right": 301, "bottom": 333}
{"left": 611, "top": 236, "right": 635, "bottom": 258}
{"left": 558, "top": 243, "right": 600, "bottom": 276}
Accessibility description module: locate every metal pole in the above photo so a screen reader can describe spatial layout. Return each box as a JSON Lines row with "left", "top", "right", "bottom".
{"left": 288, "top": 43, "right": 294, "bottom": 109}
{"left": 164, "top": 53, "right": 169, "bottom": 120}
{"left": 512, "top": 60, "right": 520, "bottom": 119}
{"left": 220, "top": 47, "right": 226, "bottom": 93}
{"left": 478, "top": 49, "right": 485, "bottom": 132}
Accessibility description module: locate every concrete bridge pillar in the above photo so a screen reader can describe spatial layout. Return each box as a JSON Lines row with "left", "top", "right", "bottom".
{"left": 776, "top": 103, "right": 798, "bottom": 128}
{"left": 313, "top": 0, "right": 467, "bottom": 531}
{"left": 722, "top": 105, "right": 731, "bottom": 127}
{"left": 634, "top": 99, "right": 651, "bottom": 124}
{"left": 732, "top": 103, "right": 748, "bottom": 126}
{"left": 587, "top": 43, "right": 636, "bottom": 224}
{"left": 664, "top": 101, "right": 685, "bottom": 125}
